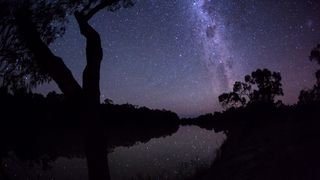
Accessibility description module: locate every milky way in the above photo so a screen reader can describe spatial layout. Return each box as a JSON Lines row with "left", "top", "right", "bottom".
{"left": 42, "top": 0, "right": 320, "bottom": 117}
{"left": 190, "top": 0, "right": 236, "bottom": 93}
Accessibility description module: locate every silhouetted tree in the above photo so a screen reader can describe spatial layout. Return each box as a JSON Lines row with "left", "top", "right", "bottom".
{"left": 218, "top": 92, "right": 246, "bottom": 109}
{"left": 299, "top": 88, "right": 320, "bottom": 105}
{"left": 103, "top": 98, "right": 114, "bottom": 105}
{"left": 1, "top": 1, "right": 134, "bottom": 179}
{"left": 219, "top": 69, "right": 283, "bottom": 109}
{"left": 0, "top": 0, "right": 133, "bottom": 99}
{"left": 310, "top": 44, "right": 320, "bottom": 62}
{"left": 298, "top": 44, "right": 320, "bottom": 104}
{"left": 0, "top": 0, "right": 76, "bottom": 93}
{"left": 310, "top": 44, "right": 320, "bottom": 84}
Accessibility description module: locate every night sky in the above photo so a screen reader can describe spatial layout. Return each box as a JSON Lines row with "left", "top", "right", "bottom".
{"left": 38, "top": 0, "right": 320, "bottom": 117}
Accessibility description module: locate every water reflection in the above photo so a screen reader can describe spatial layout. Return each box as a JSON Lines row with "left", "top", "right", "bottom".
{"left": 1, "top": 126, "right": 225, "bottom": 180}
{"left": 109, "top": 125, "right": 225, "bottom": 179}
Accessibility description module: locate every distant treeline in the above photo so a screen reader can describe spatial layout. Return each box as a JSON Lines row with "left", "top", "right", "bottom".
{"left": 0, "top": 89, "right": 180, "bottom": 150}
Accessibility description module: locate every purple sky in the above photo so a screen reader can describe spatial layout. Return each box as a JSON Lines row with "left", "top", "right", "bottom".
{"left": 37, "top": 0, "right": 320, "bottom": 117}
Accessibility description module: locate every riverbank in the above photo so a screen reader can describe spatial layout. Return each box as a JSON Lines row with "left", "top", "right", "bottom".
{"left": 196, "top": 105, "right": 320, "bottom": 180}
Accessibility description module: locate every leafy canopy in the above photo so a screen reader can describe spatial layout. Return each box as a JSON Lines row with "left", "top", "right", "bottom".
{"left": 219, "top": 68, "right": 283, "bottom": 109}
{"left": 298, "top": 44, "right": 320, "bottom": 104}
{"left": 0, "top": 0, "right": 133, "bottom": 93}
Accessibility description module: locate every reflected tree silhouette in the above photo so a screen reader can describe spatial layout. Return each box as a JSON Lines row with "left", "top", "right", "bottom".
{"left": 0, "top": 90, "right": 180, "bottom": 179}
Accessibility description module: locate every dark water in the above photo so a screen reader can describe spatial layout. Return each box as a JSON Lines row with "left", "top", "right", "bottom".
{"left": 1, "top": 126, "right": 225, "bottom": 180}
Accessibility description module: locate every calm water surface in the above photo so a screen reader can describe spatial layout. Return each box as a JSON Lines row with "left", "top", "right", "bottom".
{"left": 3, "top": 125, "right": 225, "bottom": 180}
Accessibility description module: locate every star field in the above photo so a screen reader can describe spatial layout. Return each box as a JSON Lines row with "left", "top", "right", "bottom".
{"left": 39, "top": 0, "right": 320, "bottom": 117}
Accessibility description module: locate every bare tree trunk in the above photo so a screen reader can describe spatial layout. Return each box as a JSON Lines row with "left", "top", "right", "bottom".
{"left": 16, "top": 13, "right": 111, "bottom": 180}
{"left": 75, "top": 12, "right": 110, "bottom": 180}
{"left": 75, "top": 11, "right": 102, "bottom": 105}
{"left": 16, "top": 2, "right": 114, "bottom": 179}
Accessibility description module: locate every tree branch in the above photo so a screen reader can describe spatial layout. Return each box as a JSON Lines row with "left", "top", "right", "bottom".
{"left": 80, "top": 0, "right": 118, "bottom": 22}
{"left": 75, "top": 11, "right": 103, "bottom": 104}
{"left": 15, "top": 13, "right": 82, "bottom": 99}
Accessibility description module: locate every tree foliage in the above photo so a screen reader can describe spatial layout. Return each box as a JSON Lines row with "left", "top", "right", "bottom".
{"left": 0, "top": 1, "right": 135, "bottom": 179}
{"left": 0, "top": 0, "right": 79, "bottom": 92}
{"left": 219, "top": 68, "right": 283, "bottom": 109}
{"left": 0, "top": 0, "right": 133, "bottom": 93}
{"left": 310, "top": 44, "right": 320, "bottom": 64}
{"left": 298, "top": 44, "right": 320, "bottom": 104}
{"left": 310, "top": 44, "right": 320, "bottom": 84}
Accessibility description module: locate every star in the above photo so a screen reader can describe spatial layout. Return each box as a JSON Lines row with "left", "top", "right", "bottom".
{"left": 41, "top": 0, "right": 320, "bottom": 117}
